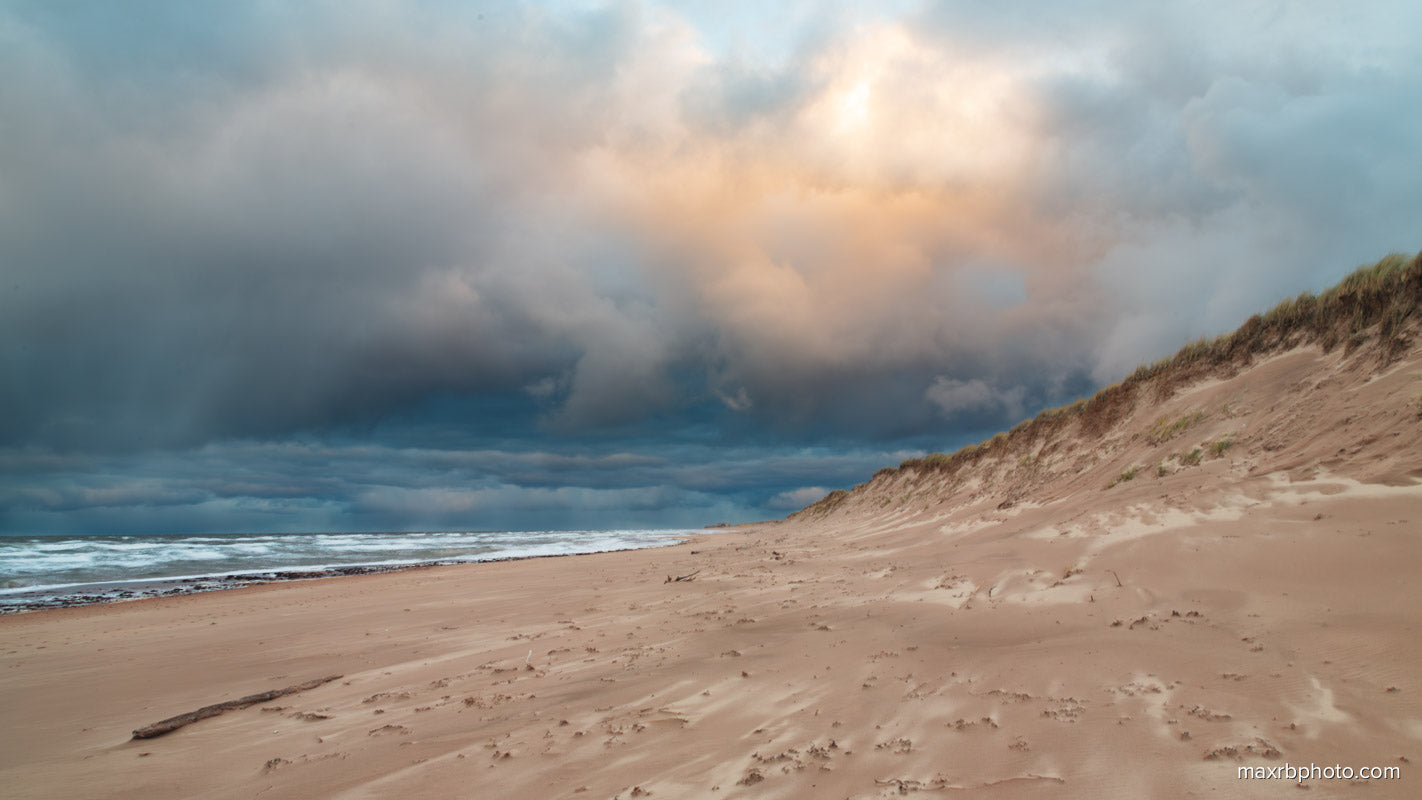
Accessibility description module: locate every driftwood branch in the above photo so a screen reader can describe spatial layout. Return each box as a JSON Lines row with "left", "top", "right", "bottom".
{"left": 665, "top": 569, "right": 701, "bottom": 583}
{"left": 131, "top": 674, "right": 343, "bottom": 740}
{"left": 1109, "top": 570, "right": 1124, "bottom": 588}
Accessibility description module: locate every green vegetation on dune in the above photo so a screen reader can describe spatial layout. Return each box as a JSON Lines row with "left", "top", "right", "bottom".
{"left": 1149, "top": 411, "right": 1205, "bottom": 444}
{"left": 1209, "top": 436, "right": 1234, "bottom": 458}
{"left": 1106, "top": 466, "right": 1138, "bottom": 489}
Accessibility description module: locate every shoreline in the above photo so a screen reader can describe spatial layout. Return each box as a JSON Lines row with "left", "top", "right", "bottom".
{"left": 0, "top": 535, "right": 702, "bottom": 615}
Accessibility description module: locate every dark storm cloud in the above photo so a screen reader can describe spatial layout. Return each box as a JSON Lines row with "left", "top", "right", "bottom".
{"left": 0, "top": 436, "right": 912, "bottom": 533}
{"left": 1, "top": 0, "right": 679, "bottom": 449}
{"left": 2, "top": 1, "right": 1419, "bottom": 533}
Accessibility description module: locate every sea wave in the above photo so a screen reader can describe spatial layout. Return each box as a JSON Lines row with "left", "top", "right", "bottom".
{"left": 0, "top": 529, "right": 695, "bottom": 598}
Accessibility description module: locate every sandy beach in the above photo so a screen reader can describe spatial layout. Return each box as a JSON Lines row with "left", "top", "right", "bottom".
{"left": 4, "top": 335, "right": 1421, "bottom": 798}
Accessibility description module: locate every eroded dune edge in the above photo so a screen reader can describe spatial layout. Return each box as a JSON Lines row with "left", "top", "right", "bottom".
{"left": 2, "top": 255, "right": 1420, "bottom": 799}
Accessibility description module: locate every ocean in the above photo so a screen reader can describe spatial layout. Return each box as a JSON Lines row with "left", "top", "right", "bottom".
{"left": 0, "top": 528, "right": 697, "bottom": 612}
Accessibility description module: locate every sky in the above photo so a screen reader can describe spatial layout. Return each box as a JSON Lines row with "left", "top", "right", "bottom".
{"left": 2, "top": 0, "right": 1419, "bottom": 535}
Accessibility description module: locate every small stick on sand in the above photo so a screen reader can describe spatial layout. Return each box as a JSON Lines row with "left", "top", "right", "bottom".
{"left": 665, "top": 569, "right": 701, "bottom": 583}
{"left": 1110, "top": 570, "right": 1123, "bottom": 588}
{"left": 131, "top": 674, "right": 343, "bottom": 740}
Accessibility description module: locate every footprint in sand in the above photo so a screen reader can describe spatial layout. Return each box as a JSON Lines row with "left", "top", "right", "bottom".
{"left": 949, "top": 716, "right": 999, "bottom": 731}
{"left": 1040, "top": 697, "right": 1087, "bottom": 722}
{"left": 875, "top": 737, "right": 913, "bottom": 754}
{"left": 1202, "top": 737, "right": 1281, "bottom": 760}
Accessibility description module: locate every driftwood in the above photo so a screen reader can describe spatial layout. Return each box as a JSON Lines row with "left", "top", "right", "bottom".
{"left": 131, "top": 674, "right": 343, "bottom": 740}
{"left": 665, "top": 569, "right": 701, "bottom": 583}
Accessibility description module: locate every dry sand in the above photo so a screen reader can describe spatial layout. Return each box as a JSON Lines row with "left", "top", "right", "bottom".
{"left": 3, "top": 340, "right": 1420, "bottom": 799}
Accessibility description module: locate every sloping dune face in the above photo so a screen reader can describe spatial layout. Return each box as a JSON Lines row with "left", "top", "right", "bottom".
{"left": 2, "top": 259, "right": 1420, "bottom": 798}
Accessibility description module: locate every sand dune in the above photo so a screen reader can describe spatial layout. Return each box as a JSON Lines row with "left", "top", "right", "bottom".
{"left": 3, "top": 286, "right": 1421, "bottom": 797}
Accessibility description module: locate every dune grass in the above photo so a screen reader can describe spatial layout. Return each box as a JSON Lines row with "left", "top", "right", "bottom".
{"left": 1149, "top": 411, "right": 1204, "bottom": 444}
{"left": 1106, "top": 466, "right": 1139, "bottom": 489}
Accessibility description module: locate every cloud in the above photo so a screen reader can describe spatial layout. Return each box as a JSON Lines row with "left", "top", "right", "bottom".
{"left": 716, "top": 387, "right": 753, "bottom": 411}
{"left": 2, "top": 1, "right": 1419, "bottom": 532}
{"left": 902, "top": 0, "right": 1422, "bottom": 378}
{"left": 767, "top": 486, "right": 832, "bottom": 510}
{"left": 0, "top": 435, "right": 918, "bottom": 533}
{"left": 0, "top": 1, "right": 1088, "bottom": 452}
{"left": 925, "top": 378, "right": 1027, "bottom": 422}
